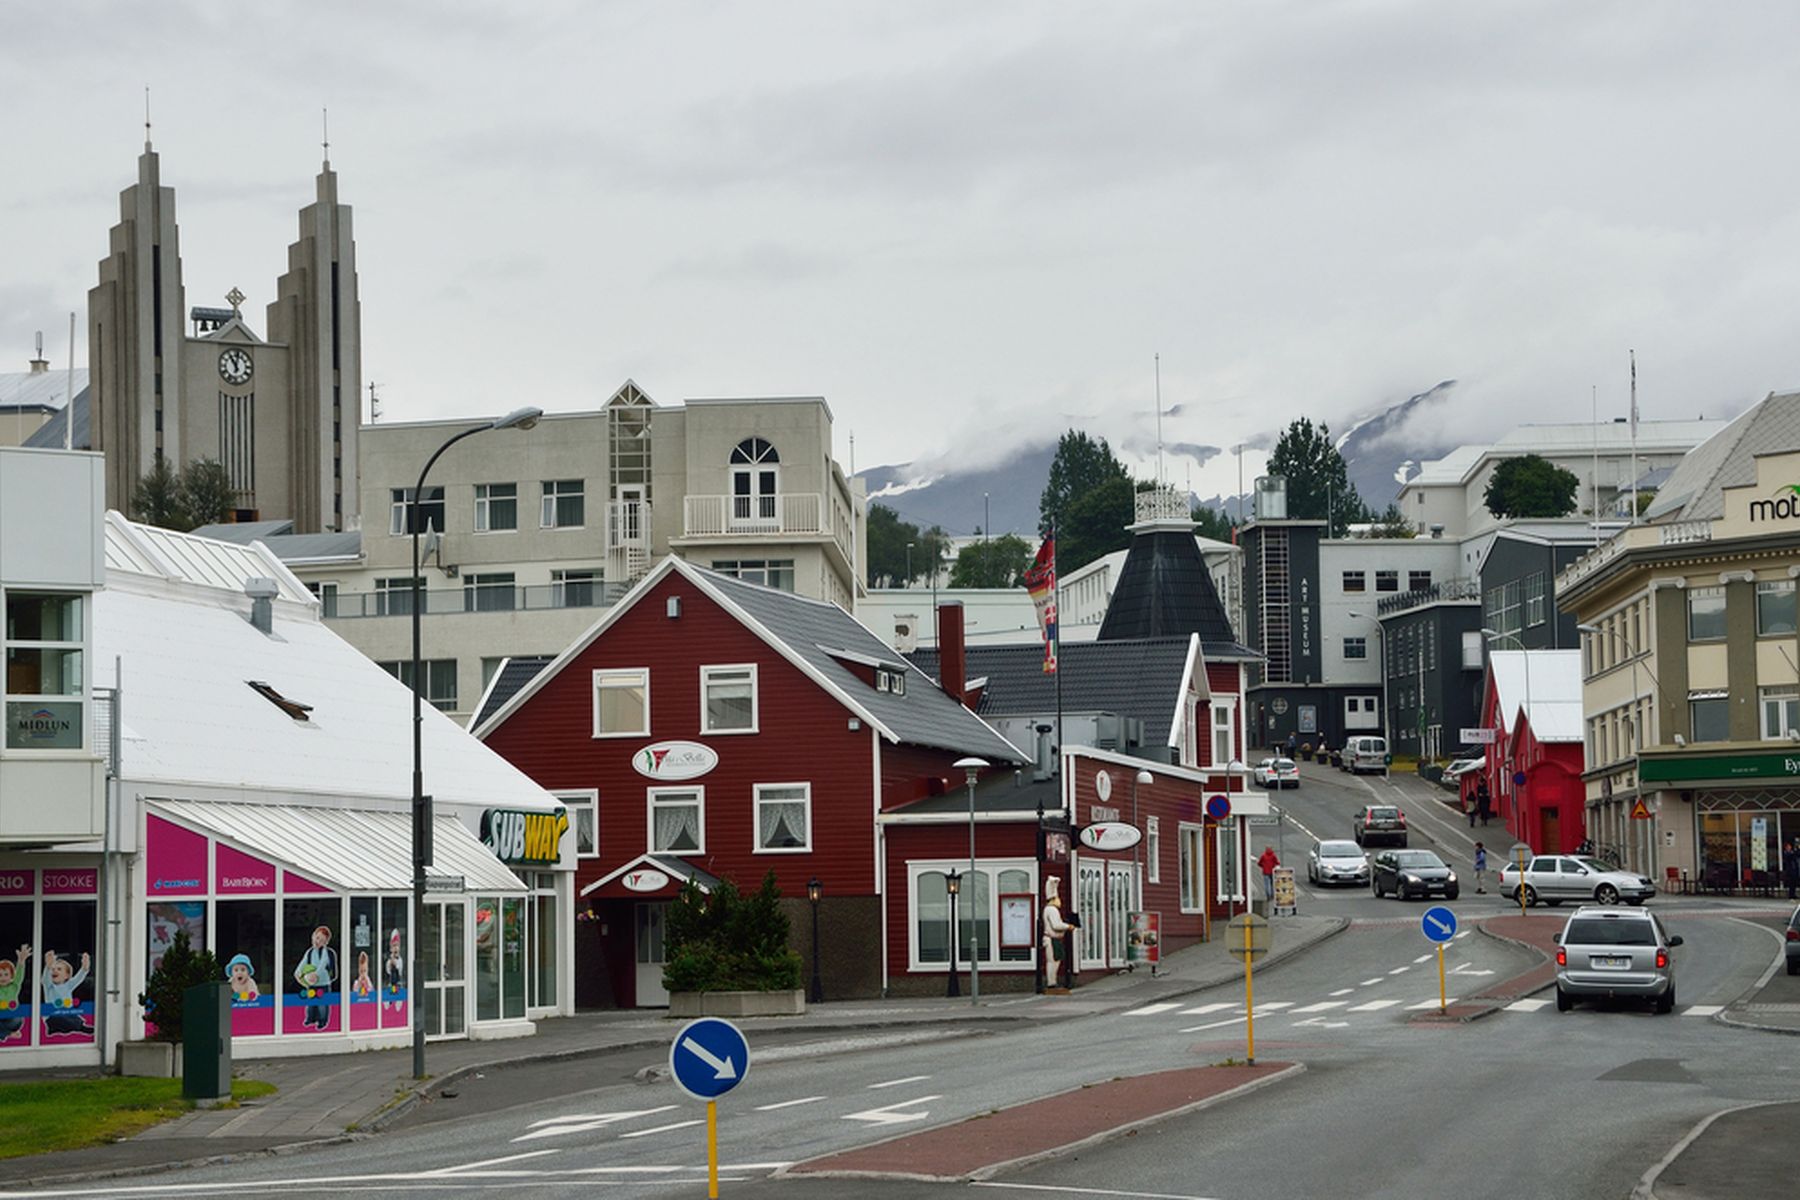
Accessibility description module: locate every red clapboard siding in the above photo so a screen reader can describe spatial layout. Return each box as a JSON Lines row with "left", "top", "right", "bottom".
{"left": 883, "top": 819, "right": 1039, "bottom": 977}
{"left": 1065, "top": 754, "right": 1208, "bottom": 954}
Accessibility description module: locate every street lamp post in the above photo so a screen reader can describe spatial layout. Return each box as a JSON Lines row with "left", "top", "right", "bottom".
{"left": 944, "top": 870, "right": 961, "bottom": 998}
{"left": 905, "top": 541, "right": 914, "bottom": 588}
{"left": 410, "top": 405, "right": 541, "bottom": 1081}
{"left": 954, "top": 757, "right": 988, "bottom": 1004}
{"left": 806, "top": 877, "right": 824, "bottom": 1004}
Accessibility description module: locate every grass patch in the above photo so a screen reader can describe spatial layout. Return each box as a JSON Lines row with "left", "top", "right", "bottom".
{"left": 0, "top": 1077, "right": 275, "bottom": 1159}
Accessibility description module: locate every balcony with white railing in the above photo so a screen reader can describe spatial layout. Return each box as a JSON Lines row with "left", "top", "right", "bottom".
{"left": 682, "top": 493, "right": 829, "bottom": 539}
{"left": 1556, "top": 517, "right": 1717, "bottom": 593}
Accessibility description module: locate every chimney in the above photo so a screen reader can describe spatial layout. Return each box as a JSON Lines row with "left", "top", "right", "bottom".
{"left": 938, "top": 599, "right": 966, "bottom": 706}
{"left": 28, "top": 332, "right": 48, "bottom": 375}
{"left": 244, "top": 577, "right": 280, "bottom": 635}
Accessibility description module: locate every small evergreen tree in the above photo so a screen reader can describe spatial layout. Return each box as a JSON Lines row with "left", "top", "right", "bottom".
{"left": 1484, "top": 454, "right": 1580, "bottom": 519}
{"left": 663, "top": 872, "right": 802, "bottom": 994}
{"left": 1267, "top": 418, "right": 1368, "bottom": 536}
{"left": 1039, "top": 430, "right": 1130, "bottom": 536}
{"left": 138, "top": 931, "right": 221, "bottom": 1043}
{"left": 131, "top": 454, "right": 188, "bottom": 530}
{"left": 180, "top": 458, "right": 238, "bottom": 528}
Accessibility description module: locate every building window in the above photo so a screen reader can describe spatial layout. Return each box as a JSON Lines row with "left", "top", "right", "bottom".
{"left": 1210, "top": 701, "right": 1235, "bottom": 766}
{"left": 1485, "top": 580, "right": 1523, "bottom": 640}
{"left": 554, "top": 789, "right": 599, "bottom": 858}
{"left": 305, "top": 580, "right": 338, "bottom": 618}
{"left": 374, "top": 576, "right": 423, "bottom": 617}
{"left": 379, "top": 658, "right": 457, "bottom": 712}
{"left": 474, "top": 483, "right": 518, "bottom": 532}
{"left": 711, "top": 559, "right": 796, "bottom": 591}
{"left": 390, "top": 486, "right": 444, "bottom": 536}
{"left": 593, "top": 668, "right": 650, "bottom": 737}
{"left": 464, "top": 572, "right": 516, "bottom": 612}
{"left": 4, "top": 591, "right": 85, "bottom": 750}
{"left": 1408, "top": 570, "right": 1432, "bottom": 592}
{"left": 1687, "top": 587, "right": 1726, "bottom": 641}
{"left": 1759, "top": 688, "right": 1799, "bottom": 741}
{"left": 1344, "top": 636, "right": 1367, "bottom": 661}
{"left": 1688, "top": 693, "right": 1729, "bottom": 743}
{"left": 1178, "top": 824, "right": 1203, "bottom": 912}
{"left": 541, "top": 480, "right": 585, "bottom": 529}
{"left": 701, "top": 664, "right": 758, "bottom": 734}
{"left": 552, "top": 568, "right": 602, "bottom": 608}
{"left": 648, "top": 787, "right": 703, "bottom": 853}
{"left": 753, "top": 783, "right": 810, "bottom": 851}
{"left": 1146, "top": 816, "right": 1160, "bottom": 884}
{"left": 1215, "top": 824, "right": 1244, "bottom": 901}
{"left": 1375, "top": 570, "right": 1399, "bottom": 593}
{"left": 875, "top": 667, "right": 907, "bottom": 695}
{"left": 1757, "top": 581, "right": 1797, "bottom": 637}
{"left": 481, "top": 656, "right": 507, "bottom": 691}
{"left": 729, "top": 438, "right": 781, "bottom": 526}
{"left": 907, "top": 861, "right": 1036, "bottom": 970}
{"left": 1523, "top": 573, "right": 1547, "bottom": 627}
{"left": 1342, "top": 571, "right": 1366, "bottom": 593}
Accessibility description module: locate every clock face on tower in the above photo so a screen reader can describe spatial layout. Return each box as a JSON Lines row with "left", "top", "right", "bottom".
{"left": 218, "top": 348, "right": 254, "bottom": 387}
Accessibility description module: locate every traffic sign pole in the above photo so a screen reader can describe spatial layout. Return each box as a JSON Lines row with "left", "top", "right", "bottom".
{"left": 707, "top": 1100, "right": 719, "bottom": 1199}
{"left": 1516, "top": 846, "right": 1529, "bottom": 917}
{"left": 1243, "top": 917, "right": 1255, "bottom": 1066}
{"left": 1437, "top": 943, "right": 1446, "bottom": 1014}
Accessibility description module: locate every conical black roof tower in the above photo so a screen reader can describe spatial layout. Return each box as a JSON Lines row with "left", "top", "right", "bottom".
{"left": 1096, "top": 487, "right": 1242, "bottom": 647}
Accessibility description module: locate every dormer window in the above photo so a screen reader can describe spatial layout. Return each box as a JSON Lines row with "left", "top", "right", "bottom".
{"left": 875, "top": 667, "right": 907, "bottom": 695}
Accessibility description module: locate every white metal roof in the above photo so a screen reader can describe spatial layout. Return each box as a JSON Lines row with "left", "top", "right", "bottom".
{"left": 107, "top": 514, "right": 315, "bottom": 604}
{"left": 150, "top": 799, "right": 525, "bottom": 893}
{"left": 1406, "top": 420, "right": 1726, "bottom": 489}
{"left": 1488, "top": 650, "right": 1583, "bottom": 742}
{"left": 0, "top": 367, "right": 86, "bottom": 412}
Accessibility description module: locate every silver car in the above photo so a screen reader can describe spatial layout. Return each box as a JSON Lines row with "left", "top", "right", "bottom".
{"left": 1507, "top": 855, "right": 1657, "bottom": 907}
{"left": 1555, "top": 906, "right": 1682, "bottom": 1012}
{"left": 1307, "top": 839, "right": 1369, "bottom": 886}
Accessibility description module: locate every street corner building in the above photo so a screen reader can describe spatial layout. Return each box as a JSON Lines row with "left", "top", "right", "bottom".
{"left": 0, "top": 446, "right": 576, "bottom": 1070}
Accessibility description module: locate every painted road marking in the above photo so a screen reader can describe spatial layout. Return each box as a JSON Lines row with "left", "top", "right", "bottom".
{"left": 513, "top": 1106, "right": 677, "bottom": 1142}
{"left": 975, "top": 1179, "right": 1231, "bottom": 1198}
{"left": 1348, "top": 999, "right": 1402, "bottom": 1012}
{"left": 1413, "top": 953, "right": 1433, "bottom": 964}
{"left": 868, "top": 1074, "right": 932, "bottom": 1089}
{"left": 1360, "top": 977, "right": 1384, "bottom": 986}
{"left": 1291, "top": 1016, "right": 1349, "bottom": 1029}
{"left": 1388, "top": 966, "right": 1410, "bottom": 975}
{"left": 1330, "top": 987, "right": 1355, "bottom": 996}
{"left": 424, "top": 1150, "right": 562, "bottom": 1174}
{"left": 1291, "top": 1001, "right": 1349, "bottom": 1013}
{"left": 1179, "top": 1002, "right": 1237, "bottom": 1015}
{"left": 1455, "top": 930, "right": 1472, "bottom": 939}
{"left": 1407, "top": 997, "right": 1459, "bottom": 1010}
{"left": 1681, "top": 1005, "right": 1723, "bottom": 1017}
{"left": 844, "top": 1095, "right": 941, "bottom": 1125}
{"left": 1178, "top": 1016, "right": 1247, "bottom": 1033}
{"left": 754, "top": 1096, "right": 825, "bottom": 1111}
{"left": 620, "top": 1119, "right": 705, "bottom": 1139}
{"left": 1124, "top": 1002, "right": 1183, "bottom": 1017}
{"left": 1506, "top": 998, "right": 1553, "bottom": 1012}
{"left": 1251, "top": 1002, "right": 1294, "bottom": 1013}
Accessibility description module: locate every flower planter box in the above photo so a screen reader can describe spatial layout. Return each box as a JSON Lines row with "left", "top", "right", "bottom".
{"left": 118, "top": 1040, "right": 183, "bottom": 1078}
{"left": 668, "top": 989, "right": 805, "bottom": 1019}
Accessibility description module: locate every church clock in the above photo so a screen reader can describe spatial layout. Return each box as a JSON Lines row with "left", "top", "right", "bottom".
{"left": 218, "top": 347, "right": 254, "bottom": 387}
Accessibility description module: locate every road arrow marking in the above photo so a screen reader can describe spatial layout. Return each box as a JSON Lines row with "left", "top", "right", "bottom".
{"left": 843, "top": 1095, "right": 941, "bottom": 1125}
{"left": 1448, "top": 963, "right": 1494, "bottom": 976}
{"left": 620, "top": 1119, "right": 706, "bottom": 1139}
{"left": 681, "top": 1036, "right": 738, "bottom": 1081}
{"left": 1123, "top": 1002, "right": 1182, "bottom": 1017}
{"left": 1292, "top": 1001, "right": 1349, "bottom": 1013}
{"left": 514, "top": 1107, "right": 677, "bottom": 1142}
{"left": 1179, "top": 1002, "right": 1237, "bottom": 1015}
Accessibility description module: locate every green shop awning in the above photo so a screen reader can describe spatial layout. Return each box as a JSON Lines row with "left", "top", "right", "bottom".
{"left": 1638, "top": 751, "right": 1800, "bottom": 785}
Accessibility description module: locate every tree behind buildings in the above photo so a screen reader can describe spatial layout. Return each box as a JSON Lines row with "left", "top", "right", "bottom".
{"left": 1483, "top": 454, "right": 1580, "bottom": 519}
{"left": 950, "top": 533, "right": 1034, "bottom": 588}
{"left": 1266, "top": 418, "right": 1367, "bottom": 537}
{"left": 130, "top": 456, "right": 240, "bottom": 532}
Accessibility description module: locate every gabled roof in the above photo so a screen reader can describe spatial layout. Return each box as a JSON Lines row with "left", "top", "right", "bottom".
{"left": 1487, "top": 649, "right": 1583, "bottom": 743}
{"left": 1644, "top": 391, "right": 1800, "bottom": 522}
{"left": 21, "top": 385, "right": 91, "bottom": 450}
{"left": 0, "top": 367, "right": 85, "bottom": 414}
{"left": 473, "top": 655, "right": 556, "bottom": 728}
{"left": 476, "top": 557, "right": 1024, "bottom": 763}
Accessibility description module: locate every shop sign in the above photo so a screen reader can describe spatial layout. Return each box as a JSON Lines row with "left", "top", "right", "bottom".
{"left": 4, "top": 701, "right": 81, "bottom": 749}
{"left": 623, "top": 868, "right": 671, "bottom": 893}
{"left": 1748, "top": 487, "right": 1800, "bottom": 524}
{"left": 1126, "top": 910, "right": 1160, "bottom": 964}
{"left": 0, "top": 871, "right": 33, "bottom": 896}
{"left": 1089, "top": 805, "right": 1120, "bottom": 823}
{"left": 216, "top": 844, "right": 276, "bottom": 894}
{"left": 1078, "top": 822, "right": 1142, "bottom": 853}
{"left": 1640, "top": 753, "right": 1800, "bottom": 784}
{"left": 424, "top": 875, "right": 465, "bottom": 893}
{"left": 481, "top": 807, "right": 570, "bottom": 866}
{"left": 633, "top": 741, "right": 718, "bottom": 781}
{"left": 41, "top": 868, "right": 96, "bottom": 896}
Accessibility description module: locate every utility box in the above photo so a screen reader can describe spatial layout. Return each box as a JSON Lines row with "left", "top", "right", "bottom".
{"left": 181, "top": 982, "right": 232, "bottom": 1102}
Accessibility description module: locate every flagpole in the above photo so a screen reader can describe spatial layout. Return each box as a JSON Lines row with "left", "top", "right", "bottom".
{"left": 1053, "top": 521, "right": 1064, "bottom": 780}
{"left": 1629, "top": 350, "right": 1639, "bottom": 524}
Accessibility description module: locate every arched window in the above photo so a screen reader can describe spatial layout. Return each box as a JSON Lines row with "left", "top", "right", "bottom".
{"left": 730, "top": 438, "right": 780, "bottom": 527}
{"left": 730, "top": 438, "right": 779, "bottom": 465}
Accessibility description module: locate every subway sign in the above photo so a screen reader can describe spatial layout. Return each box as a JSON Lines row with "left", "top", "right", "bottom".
{"left": 480, "top": 807, "right": 570, "bottom": 866}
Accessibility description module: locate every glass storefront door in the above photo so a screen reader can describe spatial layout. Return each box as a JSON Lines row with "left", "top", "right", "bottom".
{"left": 420, "top": 900, "right": 466, "bottom": 1040}
{"left": 634, "top": 902, "right": 669, "bottom": 1007}
{"left": 1077, "top": 860, "right": 1105, "bottom": 969}
{"left": 1106, "top": 862, "right": 1134, "bottom": 969}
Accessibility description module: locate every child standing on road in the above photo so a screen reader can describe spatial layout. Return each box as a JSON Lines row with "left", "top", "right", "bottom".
{"left": 1473, "top": 842, "right": 1488, "bottom": 894}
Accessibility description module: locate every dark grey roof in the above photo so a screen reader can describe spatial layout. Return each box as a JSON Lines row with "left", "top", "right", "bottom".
{"left": 1098, "top": 527, "right": 1243, "bottom": 645}
{"left": 258, "top": 531, "right": 363, "bottom": 560}
{"left": 192, "top": 519, "right": 297, "bottom": 543}
{"left": 890, "top": 770, "right": 1061, "bottom": 817}
{"left": 1645, "top": 391, "right": 1800, "bottom": 522}
{"left": 22, "top": 386, "right": 90, "bottom": 450}
{"left": 911, "top": 637, "right": 1195, "bottom": 751}
{"left": 698, "top": 568, "right": 1025, "bottom": 763}
{"left": 475, "top": 655, "right": 555, "bottom": 728}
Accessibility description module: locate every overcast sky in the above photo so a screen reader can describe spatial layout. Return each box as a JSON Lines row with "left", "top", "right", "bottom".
{"left": 6, "top": 1, "right": 1799, "bottom": 498}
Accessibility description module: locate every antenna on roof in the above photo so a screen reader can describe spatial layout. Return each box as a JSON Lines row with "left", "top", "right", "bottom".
{"left": 65, "top": 312, "right": 75, "bottom": 451}
{"left": 368, "top": 380, "right": 381, "bottom": 422}
{"left": 144, "top": 86, "right": 152, "bottom": 150}
{"left": 322, "top": 107, "right": 330, "bottom": 165}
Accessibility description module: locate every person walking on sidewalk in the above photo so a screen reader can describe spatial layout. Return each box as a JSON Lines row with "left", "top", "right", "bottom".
{"left": 1258, "top": 846, "right": 1280, "bottom": 901}
{"left": 1473, "top": 842, "right": 1488, "bottom": 894}
{"left": 1476, "top": 779, "right": 1493, "bottom": 827}
{"left": 1783, "top": 838, "right": 1800, "bottom": 901}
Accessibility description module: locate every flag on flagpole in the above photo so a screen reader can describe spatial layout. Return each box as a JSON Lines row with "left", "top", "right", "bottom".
{"left": 1023, "top": 535, "right": 1059, "bottom": 674}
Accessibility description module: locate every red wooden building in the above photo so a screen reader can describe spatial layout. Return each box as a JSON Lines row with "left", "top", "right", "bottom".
{"left": 1475, "top": 649, "right": 1586, "bottom": 854}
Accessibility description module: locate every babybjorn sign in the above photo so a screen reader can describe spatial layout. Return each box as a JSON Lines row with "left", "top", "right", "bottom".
{"left": 632, "top": 741, "right": 718, "bottom": 781}
{"left": 480, "top": 807, "right": 569, "bottom": 866}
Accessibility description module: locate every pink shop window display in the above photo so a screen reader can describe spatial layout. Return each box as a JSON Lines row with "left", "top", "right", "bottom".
{"left": 0, "top": 867, "right": 99, "bottom": 1051}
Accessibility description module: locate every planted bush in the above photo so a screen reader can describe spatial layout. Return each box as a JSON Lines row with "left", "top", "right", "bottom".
{"left": 138, "top": 932, "right": 220, "bottom": 1043}
{"left": 663, "top": 871, "right": 803, "bottom": 994}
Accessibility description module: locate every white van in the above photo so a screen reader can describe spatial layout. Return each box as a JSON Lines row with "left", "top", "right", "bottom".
{"left": 1346, "top": 735, "right": 1389, "bottom": 775}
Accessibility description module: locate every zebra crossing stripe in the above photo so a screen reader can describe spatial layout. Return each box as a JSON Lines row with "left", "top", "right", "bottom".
{"left": 1407, "top": 997, "right": 1458, "bottom": 1010}
{"left": 1505, "top": 998, "right": 1552, "bottom": 1012}
{"left": 1124, "top": 1002, "right": 1182, "bottom": 1017}
{"left": 1179, "top": 1002, "right": 1237, "bottom": 1015}
{"left": 1680, "top": 1005, "right": 1722, "bottom": 1017}
{"left": 1348, "top": 999, "right": 1402, "bottom": 1012}
{"left": 1291, "top": 1001, "right": 1349, "bottom": 1013}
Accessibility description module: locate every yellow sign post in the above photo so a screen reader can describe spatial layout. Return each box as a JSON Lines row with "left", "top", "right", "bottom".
{"left": 1516, "top": 846, "right": 1530, "bottom": 917}
{"left": 1226, "top": 912, "right": 1270, "bottom": 1065}
{"left": 707, "top": 1100, "right": 719, "bottom": 1199}
{"left": 1437, "top": 943, "right": 1447, "bottom": 1014}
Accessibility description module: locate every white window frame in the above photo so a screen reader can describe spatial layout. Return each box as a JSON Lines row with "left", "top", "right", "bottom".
{"left": 752, "top": 782, "right": 812, "bottom": 853}
{"left": 1757, "top": 580, "right": 1797, "bottom": 637}
{"left": 1215, "top": 823, "right": 1246, "bottom": 902}
{"left": 700, "top": 663, "right": 759, "bottom": 735}
{"left": 389, "top": 485, "right": 444, "bottom": 536}
{"left": 1210, "top": 699, "right": 1236, "bottom": 767}
{"left": 3, "top": 589, "right": 88, "bottom": 753}
{"left": 904, "top": 858, "right": 1037, "bottom": 973}
{"left": 1343, "top": 636, "right": 1367, "bottom": 661}
{"left": 540, "top": 479, "right": 586, "bottom": 529}
{"left": 592, "top": 668, "right": 650, "bottom": 738}
{"left": 1759, "top": 687, "right": 1799, "bottom": 741}
{"left": 646, "top": 786, "right": 705, "bottom": 854}
{"left": 1146, "top": 815, "right": 1160, "bottom": 885}
{"left": 474, "top": 482, "right": 518, "bottom": 533}
{"left": 553, "top": 789, "right": 599, "bottom": 859}
{"left": 1178, "top": 823, "right": 1204, "bottom": 913}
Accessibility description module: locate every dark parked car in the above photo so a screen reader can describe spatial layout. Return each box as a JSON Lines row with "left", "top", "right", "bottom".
{"left": 1353, "top": 804, "right": 1407, "bottom": 848}
{"left": 1372, "top": 848, "right": 1459, "bottom": 900}
{"left": 1787, "top": 904, "right": 1800, "bottom": 976}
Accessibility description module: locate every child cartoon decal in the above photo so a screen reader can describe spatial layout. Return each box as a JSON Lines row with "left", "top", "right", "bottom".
{"left": 40, "top": 950, "right": 93, "bottom": 1036}
{"left": 225, "top": 954, "right": 259, "bottom": 1003}
{"left": 0, "top": 945, "right": 29, "bottom": 1042}
{"left": 352, "top": 951, "right": 373, "bottom": 998}
{"left": 292, "top": 924, "right": 337, "bottom": 1030}
{"left": 384, "top": 928, "right": 404, "bottom": 1006}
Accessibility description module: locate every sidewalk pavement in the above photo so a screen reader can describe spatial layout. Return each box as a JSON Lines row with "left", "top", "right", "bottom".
{"left": 0, "top": 912, "right": 1345, "bottom": 1186}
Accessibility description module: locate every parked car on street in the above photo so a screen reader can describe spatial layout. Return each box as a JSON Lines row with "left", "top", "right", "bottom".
{"left": 1352, "top": 804, "right": 1408, "bottom": 847}
{"left": 1252, "top": 757, "right": 1300, "bottom": 789}
{"left": 1502, "top": 855, "right": 1657, "bottom": 907}
{"left": 1307, "top": 839, "right": 1370, "bottom": 886}
{"left": 1786, "top": 904, "right": 1800, "bottom": 976}
{"left": 1439, "top": 756, "right": 1484, "bottom": 791}
{"left": 1554, "top": 906, "right": 1681, "bottom": 1013}
{"left": 1371, "top": 848, "right": 1460, "bottom": 900}
{"left": 1345, "top": 735, "right": 1389, "bottom": 775}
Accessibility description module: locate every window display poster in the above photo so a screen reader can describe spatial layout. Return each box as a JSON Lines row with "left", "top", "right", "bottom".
{"left": 1126, "top": 910, "right": 1160, "bottom": 965}
{"left": 283, "top": 898, "right": 342, "bottom": 1034}
{"left": 379, "top": 898, "right": 408, "bottom": 1030}
{"left": 0, "top": 902, "right": 32, "bottom": 1049}
{"left": 217, "top": 899, "right": 277, "bottom": 1037}
{"left": 38, "top": 901, "right": 96, "bottom": 1044}
{"left": 146, "top": 901, "right": 206, "bottom": 976}
{"left": 348, "top": 898, "right": 379, "bottom": 1032}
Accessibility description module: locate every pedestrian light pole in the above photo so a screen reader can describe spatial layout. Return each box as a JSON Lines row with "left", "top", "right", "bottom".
{"left": 955, "top": 757, "right": 988, "bottom": 1004}
{"left": 410, "top": 405, "right": 541, "bottom": 1081}
{"left": 945, "top": 870, "right": 961, "bottom": 998}
{"left": 806, "top": 877, "right": 824, "bottom": 1004}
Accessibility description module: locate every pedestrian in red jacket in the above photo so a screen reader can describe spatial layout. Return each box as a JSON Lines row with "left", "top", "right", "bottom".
{"left": 1258, "top": 846, "right": 1280, "bottom": 901}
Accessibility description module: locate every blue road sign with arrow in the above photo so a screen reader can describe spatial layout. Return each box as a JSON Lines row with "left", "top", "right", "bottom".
{"left": 669, "top": 1017, "right": 750, "bottom": 1101}
{"left": 1421, "top": 906, "right": 1457, "bottom": 943}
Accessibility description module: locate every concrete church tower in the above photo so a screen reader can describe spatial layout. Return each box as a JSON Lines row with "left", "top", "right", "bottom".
{"left": 88, "top": 138, "right": 361, "bottom": 533}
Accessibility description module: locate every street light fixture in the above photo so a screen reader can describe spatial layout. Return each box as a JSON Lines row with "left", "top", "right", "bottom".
{"left": 806, "top": 877, "right": 824, "bottom": 1004}
{"left": 410, "top": 405, "right": 542, "bottom": 1081}
{"left": 944, "top": 869, "right": 961, "bottom": 998}
{"left": 1132, "top": 769, "right": 1153, "bottom": 915}
{"left": 954, "top": 756, "right": 988, "bottom": 1004}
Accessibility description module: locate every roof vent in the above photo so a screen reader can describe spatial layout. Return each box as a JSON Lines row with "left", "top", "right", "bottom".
{"left": 244, "top": 577, "right": 280, "bottom": 635}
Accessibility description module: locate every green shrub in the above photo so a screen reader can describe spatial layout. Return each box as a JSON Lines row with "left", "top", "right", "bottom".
{"left": 663, "top": 871, "right": 803, "bottom": 994}
{"left": 137, "top": 932, "right": 220, "bottom": 1043}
